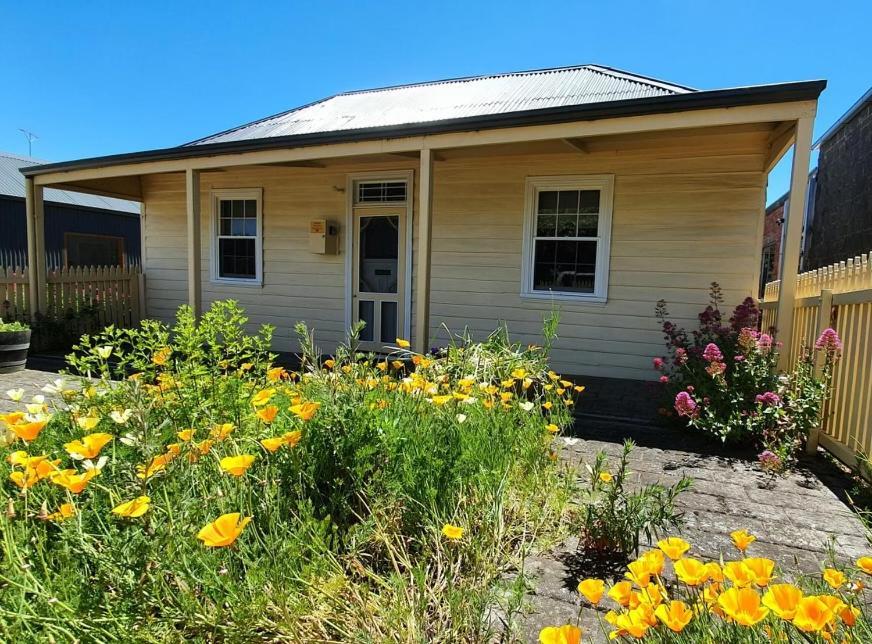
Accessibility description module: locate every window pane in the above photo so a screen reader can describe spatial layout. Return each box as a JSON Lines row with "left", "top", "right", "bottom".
{"left": 357, "top": 181, "right": 407, "bottom": 203}
{"left": 220, "top": 201, "right": 231, "bottom": 217}
{"left": 556, "top": 214, "right": 577, "bottom": 237}
{"left": 537, "top": 191, "right": 558, "bottom": 215}
{"left": 244, "top": 200, "right": 256, "bottom": 218}
{"left": 533, "top": 239, "right": 597, "bottom": 293}
{"left": 359, "top": 216, "right": 399, "bottom": 293}
{"left": 577, "top": 214, "right": 599, "bottom": 237}
{"left": 218, "top": 238, "right": 256, "bottom": 279}
{"left": 558, "top": 190, "right": 580, "bottom": 214}
{"left": 243, "top": 219, "right": 257, "bottom": 236}
{"left": 579, "top": 190, "right": 600, "bottom": 213}
{"left": 380, "top": 301, "right": 398, "bottom": 343}
{"left": 536, "top": 214, "right": 556, "bottom": 237}
{"left": 358, "top": 301, "right": 374, "bottom": 341}
{"left": 231, "top": 200, "right": 243, "bottom": 218}
{"left": 220, "top": 218, "right": 232, "bottom": 235}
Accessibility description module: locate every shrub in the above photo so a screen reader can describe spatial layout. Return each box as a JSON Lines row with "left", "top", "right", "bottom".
{"left": 654, "top": 284, "right": 840, "bottom": 470}
{"left": 576, "top": 441, "right": 691, "bottom": 558}
{"left": 0, "top": 300, "right": 580, "bottom": 640}
{"left": 0, "top": 318, "right": 29, "bottom": 332}
{"left": 542, "top": 529, "right": 872, "bottom": 642}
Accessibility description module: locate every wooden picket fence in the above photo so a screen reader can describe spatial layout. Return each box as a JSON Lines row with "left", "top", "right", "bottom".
{"left": 762, "top": 253, "right": 872, "bottom": 468}
{"left": 0, "top": 264, "right": 144, "bottom": 336}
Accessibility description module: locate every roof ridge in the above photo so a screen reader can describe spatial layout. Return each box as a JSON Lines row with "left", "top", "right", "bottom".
{"left": 0, "top": 151, "right": 42, "bottom": 164}
{"left": 582, "top": 64, "right": 697, "bottom": 93}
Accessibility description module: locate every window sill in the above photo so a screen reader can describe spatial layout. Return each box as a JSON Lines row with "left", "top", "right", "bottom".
{"left": 210, "top": 277, "right": 263, "bottom": 288}
{"left": 520, "top": 291, "right": 607, "bottom": 305}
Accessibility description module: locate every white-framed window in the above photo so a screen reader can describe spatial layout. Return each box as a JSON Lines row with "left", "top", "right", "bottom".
{"left": 521, "top": 175, "right": 614, "bottom": 302}
{"left": 211, "top": 188, "right": 263, "bottom": 285}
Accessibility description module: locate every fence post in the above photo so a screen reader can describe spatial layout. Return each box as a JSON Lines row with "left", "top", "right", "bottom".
{"left": 806, "top": 288, "right": 834, "bottom": 455}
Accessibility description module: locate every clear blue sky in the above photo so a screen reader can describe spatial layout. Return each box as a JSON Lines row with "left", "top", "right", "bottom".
{"left": 1, "top": 1, "right": 869, "bottom": 205}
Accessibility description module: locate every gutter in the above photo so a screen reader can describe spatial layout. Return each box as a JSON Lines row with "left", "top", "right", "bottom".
{"left": 21, "top": 79, "right": 826, "bottom": 177}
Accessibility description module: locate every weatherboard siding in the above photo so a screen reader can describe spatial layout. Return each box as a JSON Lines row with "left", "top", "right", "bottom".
{"left": 141, "top": 124, "right": 767, "bottom": 380}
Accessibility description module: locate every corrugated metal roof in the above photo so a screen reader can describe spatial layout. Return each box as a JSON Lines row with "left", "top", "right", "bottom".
{"left": 188, "top": 64, "right": 696, "bottom": 146}
{"left": 0, "top": 151, "right": 139, "bottom": 214}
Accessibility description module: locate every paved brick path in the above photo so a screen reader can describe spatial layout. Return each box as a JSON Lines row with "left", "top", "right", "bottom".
{"left": 508, "top": 416, "right": 870, "bottom": 642}
{"left": 1, "top": 369, "right": 868, "bottom": 642}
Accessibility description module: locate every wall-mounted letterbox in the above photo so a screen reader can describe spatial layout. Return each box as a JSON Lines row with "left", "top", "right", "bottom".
{"left": 309, "top": 219, "right": 339, "bottom": 254}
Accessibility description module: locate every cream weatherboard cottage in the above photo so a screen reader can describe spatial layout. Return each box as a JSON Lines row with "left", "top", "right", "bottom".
{"left": 19, "top": 65, "right": 823, "bottom": 380}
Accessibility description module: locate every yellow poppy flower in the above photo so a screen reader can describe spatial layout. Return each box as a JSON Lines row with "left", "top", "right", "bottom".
{"left": 599, "top": 471, "right": 613, "bottom": 484}
{"left": 717, "top": 587, "right": 769, "bottom": 626}
{"left": 611, "top": 609, "right": 649, "bottom": 639}
{"left": 197, "top": 512, "right": 251, "bottom": 548}
{"left": 255, "top": 405, "right": 279, "bottom": 424}
{"left": 323, "top": 359, "right": 335, "bottom": 369}
{"left": 396, "top": 338, "right": 410, "bottom": 349}
{"left": 654, "top": 600, "right": 693, "bottom": 633}
{"left": 177, "top": 429, "right": 195, "bottom": 442}
{"left": 657, "top": 537, "right": 690, "bottom": 560}
{"left": 10, "top": 469, "right": 39, "bottom": 489}
{"left": 510, "top": 368, "right": 527, "bottom": 380}
{"left": 282, "top": 430, "right": 302, "bottom": 448}
{"left": 210, "top": 423, "right": 235, "bottom": 440}
{"left": 112, "top": 495, "right": 151, "bottom": 518}
{"left": 792, "top": 595, "right": 834, "bottom": 632}
{"left": 250, "top": 388, "right": 276, "bottom": 407}
{"left": 545, "top": 423, "right": 559, "bottom": 434}
{"left": 542, "top": 401, "right": 553, "bottom": 410}
{"left": 537, "top": 624, "right": 581, "bottom": 644}
{"left": 0, "top": 411, "right": 26, "bottom": 427}
{"left": 441, "top": 524, "right": 464, "bottom": 540}
{"left": 64, "top": 432, "right": 113, "bottom": 460}
{"left": 136, "top": 453, "right": 171, "bottom": 479}
{"left": 705, "top": 561, "right": 724, "bottom": 583}
{"left": 841, "top": 604, "right": 861, "bottom": 627}
{"left": 152, "top": 347, "right": 172, "bottom": 366}
{"left": 95, "top": 345, "right": 113, "bottom": 359}
{"left": 822, "top": 568, "right": 846, "bottom": 590}
{"left": 626, "top": 558, "right": 654, "bottom": 588}
{"left": 260, "top": 437, "right": 285, "bottom": 453}
{"left": 743, "top": 557, "right": 775, "bottom": 587}
{"left": 730, "top": 529, "right": 756, "bottom": 552}
{"left": 431, "top": 395, "right": 452, "bottom": 406}
{"left": 762, "top": 583, "right": 803, "bottom": 620}
{"left": 46, "top": 502, "right": 76, "bottom": 522}
{"left": 723, "top": 561, "right": 756, "bottom": 588}
{"left": 857, "top": 556, "right": 872, "bottom": 575}
{"left": 289, "top": 402, "right": 320, "bottom": 421}
{"left": 266, "top": 366, "right": 287, "bottom": 382}
{"left": 608, "top": 581, "right": 634, "bottom": 607}
{"left": 674, "top": 558, "right": 708, "bottom": 586}
{"left": 638, "top": 549, "right": 665, "bottom": 576}
{"left": 75, "top": 414, "right": 100, "bottom": 432}
{"left": 219, "top": 454, "right": 255, "bottom": 477}
{"left": 50, "top": 468, "right": 99, "bottom": 494}
{"left": 577, "top": 578, "right": 605, "bottom": 605}
{"left": 10, "top": 419, "right": 49, "bottom": 442}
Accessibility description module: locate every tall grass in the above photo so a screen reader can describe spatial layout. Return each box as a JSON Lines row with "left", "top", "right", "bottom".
{"left": 0, "top": 301, "right": 577, "bottom": 641}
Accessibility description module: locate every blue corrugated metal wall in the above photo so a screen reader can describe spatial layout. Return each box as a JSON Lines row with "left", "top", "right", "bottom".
{"left": 0, "top": 196, "right": 140, "bottom": 265}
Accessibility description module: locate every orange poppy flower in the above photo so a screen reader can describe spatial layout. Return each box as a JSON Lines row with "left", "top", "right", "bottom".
{"left": 197, "top": 512, "right": 251, "bottom": 547}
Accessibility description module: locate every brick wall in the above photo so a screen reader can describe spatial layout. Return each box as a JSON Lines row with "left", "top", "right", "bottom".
{"left": 760, "top": 199, "right": 784, "bottom": 294}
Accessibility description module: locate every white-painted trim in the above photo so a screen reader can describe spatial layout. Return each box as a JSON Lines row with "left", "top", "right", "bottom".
{"left": 209, "top": 187, "right": 264, "bottom": 286}
{"left": 344, "top": 170, "right": 414, "bottom": 342}
{"left": 521, "top": 174, "right": 614, "bottom": 302}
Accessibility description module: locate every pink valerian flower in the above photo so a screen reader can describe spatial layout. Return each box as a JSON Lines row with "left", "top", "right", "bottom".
{"left": 659, "top": 375, "right": 669, "bottom": 384}
{"left": 706, "top": 361, "right": 727, "bottom": 377}
{"left": 674, "top": 347, "right": 688, "bottom": 364}
{"left": 757, "top": 334, "right": 773, "bottom": 350}
{"left": 653, "top": 357, "right": 665, "bottom": 370}
{"left": 674, "top": 391, "right": 698, "bottom": 418}
{"left": 734, "top": 354, "right": 745, "bottom": 362}
{"left": 737, "top": 327, "right": 759, "bottom": 350}
{"left": 758, "top": 450, "right": 782, "bottom": 472}
{"left": 815, "top": 328, "right": 843, "bottom": 354}
{"left": 755, "top": 391, "right": 781, "bottom": 406}
{"left": 702, "top": 343, "right": 723, "bottom": 363}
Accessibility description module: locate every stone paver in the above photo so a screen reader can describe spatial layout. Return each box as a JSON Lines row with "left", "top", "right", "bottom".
{"left": 509, "top": 416, "right": 870, "bottom": 643}
{"left": 0, "top": 367, "right": 70, "bottom": 414}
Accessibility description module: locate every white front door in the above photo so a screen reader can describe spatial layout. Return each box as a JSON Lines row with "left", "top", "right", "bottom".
{"left": 352, "top": 206, "right": 407, "bottom": 351}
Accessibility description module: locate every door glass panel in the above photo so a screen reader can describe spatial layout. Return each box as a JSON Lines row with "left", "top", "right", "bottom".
{"left": 380, "top": 301, "right": 397, "bottom": 343}
{"left": 358, "top": 300, "right": 374, "bottom": 341}
{"left": 359, "top": 216, "right": 399, "bottom": 293}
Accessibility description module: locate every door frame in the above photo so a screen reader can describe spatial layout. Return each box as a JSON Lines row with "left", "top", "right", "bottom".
{"left": 344, "top": 170, "right": 414, "bottom": 345}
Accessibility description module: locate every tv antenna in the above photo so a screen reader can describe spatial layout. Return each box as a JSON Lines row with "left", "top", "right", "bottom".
{"left": 18, "top": 129, "right": 38, "bottom": 156}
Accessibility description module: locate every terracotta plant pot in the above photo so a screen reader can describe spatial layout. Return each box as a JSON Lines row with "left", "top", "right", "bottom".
{"left": 0, "top": 329, "right": 31, "bottom": 373}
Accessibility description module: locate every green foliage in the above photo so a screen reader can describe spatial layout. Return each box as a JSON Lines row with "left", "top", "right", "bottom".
{"left": 0, "top": 318, "right": 29, "bottom": 332}
{"left": 0, "top": 300, "right": 577, "bottom": 641}
{"left": 576, "top": 441, "right": 691, "bottom": 558}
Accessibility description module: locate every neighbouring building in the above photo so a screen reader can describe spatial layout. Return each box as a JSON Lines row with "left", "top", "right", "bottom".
{"left": 0, "top": 151, "right": 140, "bottom": 267}
{"left": 18, "top": 64, "right": 824, "bottom": 380}
{"left": 804, "top": 88, "right": 872, "bottom": 269}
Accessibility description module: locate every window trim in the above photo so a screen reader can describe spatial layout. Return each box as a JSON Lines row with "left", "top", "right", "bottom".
{"left": 521, "top": 175, "right": 614, "bottom": 303}
{"left": 210, "top": 188, "right": 264, "bottom": 286}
